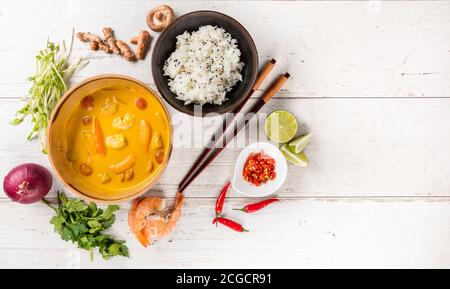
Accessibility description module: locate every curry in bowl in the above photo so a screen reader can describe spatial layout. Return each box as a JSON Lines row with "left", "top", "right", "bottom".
{"left": 48, "top": 76, "right": 172, "bottom": 202}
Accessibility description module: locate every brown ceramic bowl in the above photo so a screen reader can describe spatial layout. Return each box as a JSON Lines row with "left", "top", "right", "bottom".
{"left": 152, "top": 10, "right": 258, "bottom": 116}
{"left": 47, "top": 75, "right": 173, "bottom": 204}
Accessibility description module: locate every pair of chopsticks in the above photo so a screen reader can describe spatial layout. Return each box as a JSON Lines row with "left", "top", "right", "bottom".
{"left": 178, "top": 59, "right": 290, "bottom": 193}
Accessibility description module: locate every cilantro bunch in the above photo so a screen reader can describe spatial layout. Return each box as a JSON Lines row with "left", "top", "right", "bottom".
{"left": 43, "top": 191, "right": 129, "bottom": 260}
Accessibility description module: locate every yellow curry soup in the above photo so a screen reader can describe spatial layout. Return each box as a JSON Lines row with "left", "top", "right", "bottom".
{"left": 62, "top": 81, "right": 171, "bottom": 200}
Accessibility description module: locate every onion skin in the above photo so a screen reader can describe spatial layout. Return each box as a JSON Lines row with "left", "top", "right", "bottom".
{"left": 3, "top": 163, "right": 52, "bottom": 204}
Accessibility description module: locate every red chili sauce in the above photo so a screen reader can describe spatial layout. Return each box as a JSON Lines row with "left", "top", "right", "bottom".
{"left": 242, "top": 152, "right": 276, "bottom": 186}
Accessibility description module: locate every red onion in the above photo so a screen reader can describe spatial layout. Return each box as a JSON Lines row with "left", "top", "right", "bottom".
{"left": 3, "top": 163, "right": 52, "bottom": 204}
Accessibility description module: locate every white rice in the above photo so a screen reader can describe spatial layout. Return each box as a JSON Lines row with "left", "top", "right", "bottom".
{"left": 163, "top": 25, "right": 244, "bottom": 105}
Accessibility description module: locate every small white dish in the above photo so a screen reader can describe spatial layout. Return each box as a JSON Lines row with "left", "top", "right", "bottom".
{"left": 232, "top": 142, "right": 288, "bottom": 197}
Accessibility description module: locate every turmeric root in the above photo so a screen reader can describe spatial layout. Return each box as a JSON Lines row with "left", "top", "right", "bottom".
{"left": 130, "top": 36, "right": 139, "bottom": 45}
{"left": 116, "top": 40, "right": 135, "bottom": 61}
{"left": 77, "top": 29, "right": 142, "bottom": 62}
{"left": 102, "top": 27, "right": 121, "bottom": 55}
{"left": 76, "top": 32, "right": 110, "bottom": 53}
{"left": 130, "top": 30, "right": 151, "bottom": 60}
{"left": 90, "top": 40, "right": 99, "bottom": 51}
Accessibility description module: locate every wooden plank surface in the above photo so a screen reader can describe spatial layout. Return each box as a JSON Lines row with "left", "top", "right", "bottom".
{"left": 0, "top": 0, "right": 449, "bottom": 268}
{"left": 1, "top": 198, "right": 450, "bottom": 268}
{"left": 0, "top": 1, "right": 449, "bottom": 98}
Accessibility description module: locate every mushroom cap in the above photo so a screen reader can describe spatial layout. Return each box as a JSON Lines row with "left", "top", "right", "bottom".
{"left": 146, "top": 4, "right": 175, "bottom": 32}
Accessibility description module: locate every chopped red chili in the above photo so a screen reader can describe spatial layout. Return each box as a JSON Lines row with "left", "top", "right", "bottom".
{"left": 242, "top": 152, "right": 276, "bottom": 186}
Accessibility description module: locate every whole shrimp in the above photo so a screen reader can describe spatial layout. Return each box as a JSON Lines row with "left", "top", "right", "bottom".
{"left": 128, "top": 192, "right": 183, "bottom": 247}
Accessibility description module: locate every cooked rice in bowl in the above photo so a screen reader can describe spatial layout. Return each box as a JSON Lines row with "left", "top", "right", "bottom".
{"left": 163, "top": 25, "right": 245, "bottom": 105}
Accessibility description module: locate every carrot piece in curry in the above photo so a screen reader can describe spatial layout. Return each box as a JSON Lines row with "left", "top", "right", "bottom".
{"left": 139, "top": 119, "right": 151, "bottom": 152}
{"left": 93, "top": 117, "right": 106, "bottom": 155}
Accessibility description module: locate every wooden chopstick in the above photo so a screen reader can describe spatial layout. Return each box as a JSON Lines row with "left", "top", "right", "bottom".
{"left": 178, "top": 72, "right": 290, "bottom": 193}
{"left": 178, "top": 59, "right": 276, "bottom": 189}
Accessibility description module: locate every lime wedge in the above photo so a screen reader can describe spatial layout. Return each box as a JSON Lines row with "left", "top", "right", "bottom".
{"left": 288, "top": 133, "right": 312, "bottom": 153}
{"left": 265, "top": 110, "right": 298, "bottom": 143}
{"left": 280, "top": 144, "right": 309, "bottom": 167}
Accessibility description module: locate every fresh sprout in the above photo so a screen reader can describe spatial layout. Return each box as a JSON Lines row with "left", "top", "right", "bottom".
{"left": 11, "top": 31, "right": 88, "bottom": 153}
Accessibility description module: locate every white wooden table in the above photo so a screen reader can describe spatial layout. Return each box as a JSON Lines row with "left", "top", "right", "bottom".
{"left": 1, "top": 0, "right": 450, "bottom": 268}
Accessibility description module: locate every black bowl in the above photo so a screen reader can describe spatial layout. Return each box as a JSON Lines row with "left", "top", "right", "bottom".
{"left": 152, "top": 11, "right": 258, "bottom": 116}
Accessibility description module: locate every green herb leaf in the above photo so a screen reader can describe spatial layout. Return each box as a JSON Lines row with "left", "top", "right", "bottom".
{"left": 46, "top": 191, "right": 128, "bottom": 260}
{"left": 50, "top": 215, "right": 65, "bottom": 232}
{"left": 102, "top": 205, "right": 119, "bottom": 219}
{"left": 64, "top": 199, "right": 88, "bottom": 213}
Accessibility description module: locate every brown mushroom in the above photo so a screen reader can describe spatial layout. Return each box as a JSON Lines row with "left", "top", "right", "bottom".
{"left": 146, "top": 5, "right": 175, "bottom": 32}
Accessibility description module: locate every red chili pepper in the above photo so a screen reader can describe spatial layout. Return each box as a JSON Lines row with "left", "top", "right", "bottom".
{"left": 234, "top": 198, "right": 280, "bottom": 213}
{"left": 215, "top": 181, "right": 231, "bottom": 218}
{"left": 212, "top": 217, "right": 248, "bottom": 232}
